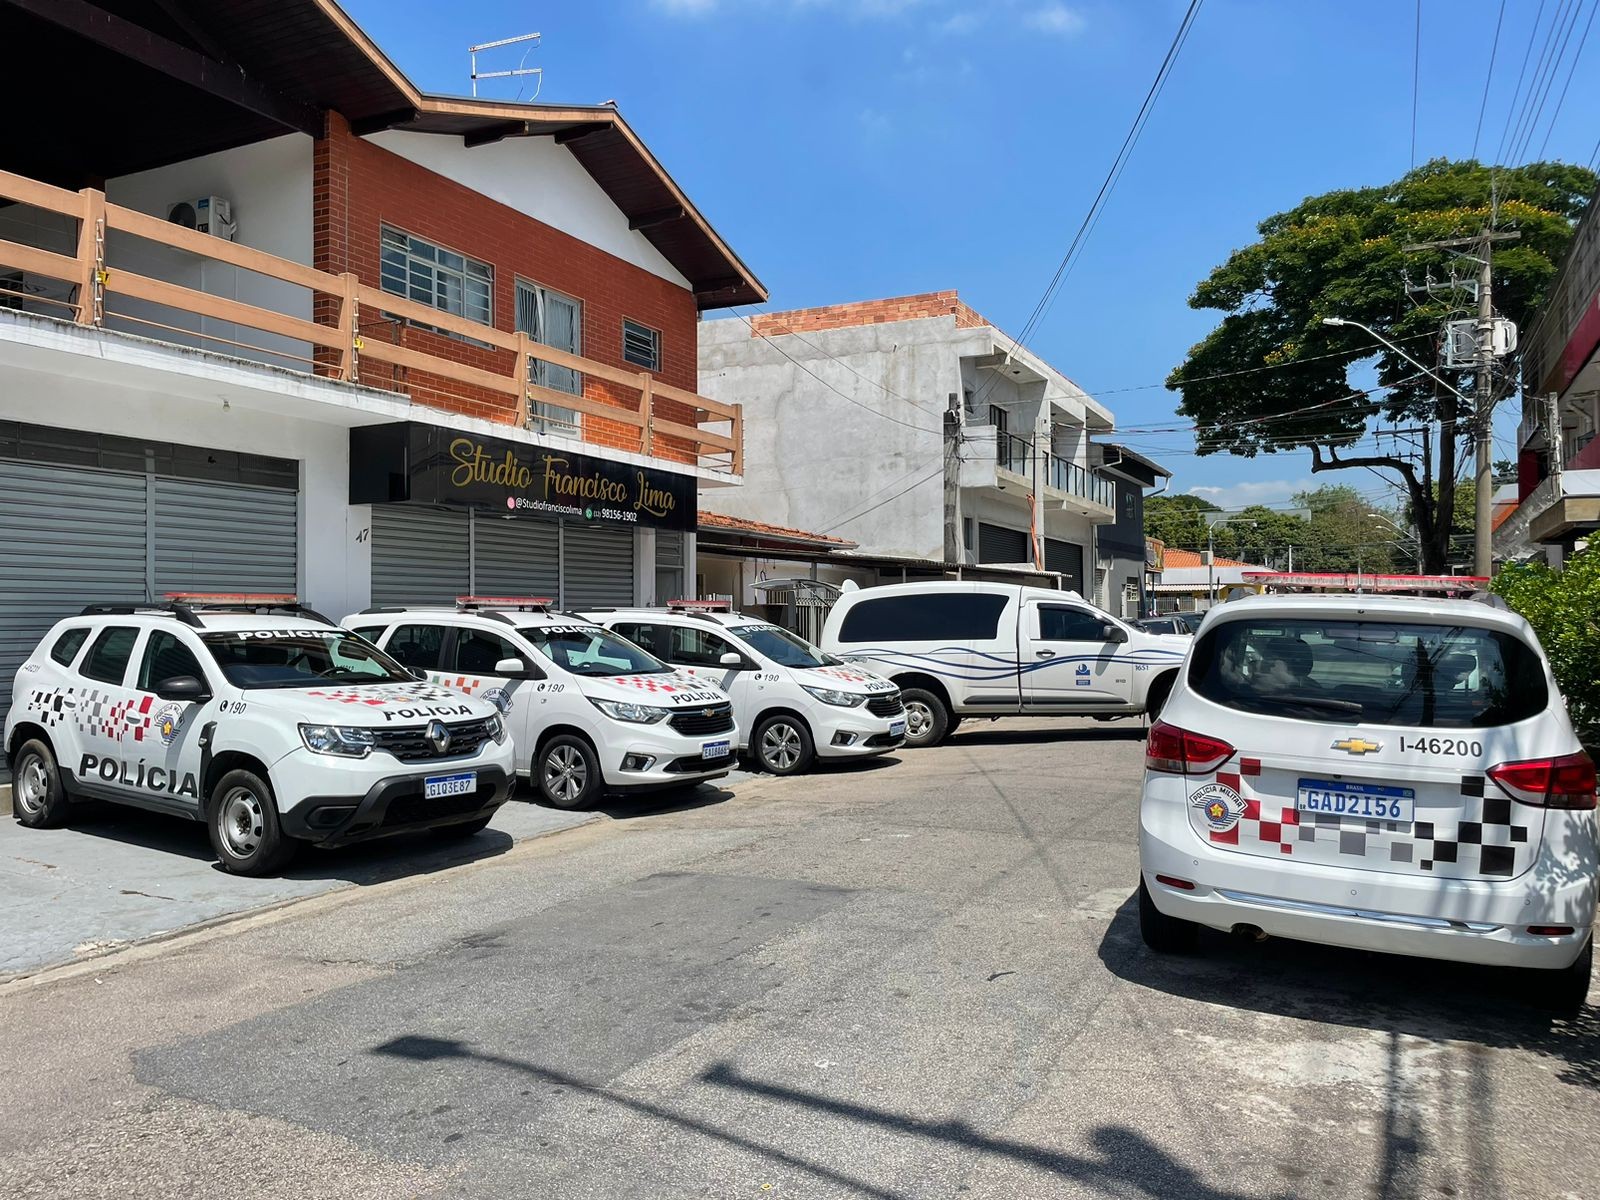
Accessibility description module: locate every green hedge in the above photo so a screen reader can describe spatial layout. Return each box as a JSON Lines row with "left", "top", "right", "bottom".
{"left": 1492, "top": 547, "right": 1600, "bottom": 737}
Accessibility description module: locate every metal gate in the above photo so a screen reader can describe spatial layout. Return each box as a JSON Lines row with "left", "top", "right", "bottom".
{"left": 1044, "top": 537, "right": 1085, "bottom": 594}
{"left": 978, "top": 522, "right": 1030, "bottom": 564}
{"left": 369, "top": 505, "right": 470, "bottom": 606}
{"left": 563, "top": 523, "right": 636, "bottom": 608}
{"left": 475, "top": 515, "right": 560, "bottom": 600}
{"left": 154, "top": 477, "right": 298, "bottom": 596}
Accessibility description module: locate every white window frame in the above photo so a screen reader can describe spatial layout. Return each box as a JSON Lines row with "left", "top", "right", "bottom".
{"left": 379, "top": 226, "right": 493, "bottom": 327}
{"left": 516, "top": 279, "right": 584, "bottom": 435}
{"left": 622, "top": 317, "right": 662, "bottom": 371}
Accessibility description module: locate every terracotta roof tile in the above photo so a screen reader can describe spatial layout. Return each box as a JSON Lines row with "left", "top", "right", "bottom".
{"left": 1161, "top": 547, "right": 1256, "bottom": 569}
{"left": 698, "top": 512, "right": 857, "bottom": 547}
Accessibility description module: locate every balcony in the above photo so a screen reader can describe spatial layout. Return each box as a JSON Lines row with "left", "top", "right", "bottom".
{"left": 0, "top": 169, "right": 741, "bottom": 475}
{"left": 972, "top": 429, "right": 1114, "bottom": 515}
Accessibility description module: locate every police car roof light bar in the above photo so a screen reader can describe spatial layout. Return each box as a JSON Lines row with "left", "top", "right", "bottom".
{"left": 456, "top": 596, "right": 553, "bottom": 611}
{"left": 161, "top": 593, "right": 336, "bottom": 626}
{"left": 80, "top": 601, "right": 205, "bottom": 628}
{"left": 667, "top": 599, "right": 731, "bottom": 611}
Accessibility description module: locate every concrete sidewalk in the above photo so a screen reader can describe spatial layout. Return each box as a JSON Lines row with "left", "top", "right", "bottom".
{"left": 0, "top": 773, "right": 747, "bottom": 979}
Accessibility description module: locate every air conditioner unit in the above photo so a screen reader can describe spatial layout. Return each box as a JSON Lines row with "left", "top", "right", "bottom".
{"left": 167, "top": 195, "right": 235, "bottom": 240}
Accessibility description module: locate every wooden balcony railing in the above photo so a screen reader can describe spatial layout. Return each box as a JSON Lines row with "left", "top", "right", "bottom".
{"left": 0, "top": 168, "right": 741, "bottom": 475}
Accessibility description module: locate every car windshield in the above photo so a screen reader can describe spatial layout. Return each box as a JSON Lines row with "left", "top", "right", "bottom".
{"left": 519, "top": 624, "right": 669, "bottom": 677}
{"left": 200, "top": 628, "right": 413, "bottom": 689}
{"left": 1188, "top": 617, "right": 1549, "bottom": 728}
{"left": 737, "top": 624, "right": 834, "bottom": 669}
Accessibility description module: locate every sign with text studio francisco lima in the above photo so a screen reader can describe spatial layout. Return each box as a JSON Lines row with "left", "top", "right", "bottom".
{"left": 350, "top": 422, "right": 697, "bottom": 532}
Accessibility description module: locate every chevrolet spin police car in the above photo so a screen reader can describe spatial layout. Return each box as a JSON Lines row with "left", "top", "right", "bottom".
{"left": 1139, "top": 593, "right": 1598, "bottom": 1012}
{"left": 582, "top": 602, "right": 906, "bottom": 774}
{"left": 4, "top": 596, "right": 515, "bottom": 876}
{"left": 343, "top": 599, "right": 737, "bottom": 810}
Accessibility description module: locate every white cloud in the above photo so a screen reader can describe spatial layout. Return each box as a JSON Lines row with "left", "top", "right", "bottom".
{"left": 1186, "top": 478, "right": 1314, "bottom": 511}
{"left": 935, "top": 11, "right": 984, "bottom": 35}
{"left": 652, "top": 0, "right": 719, "bottom": 13}
{"left": 1024, "top": 3, "right": 1086, "bottom": 35}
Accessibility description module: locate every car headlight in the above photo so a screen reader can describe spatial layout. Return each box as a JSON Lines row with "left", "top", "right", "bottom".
{"left": 589, "top": 697, "right": 672, "bottom": 724}
{"left": 299, "top": 724, "right": 376, "bottom": 757}
{"left": 801, "top": 684, "right": 866, "bottom": 708}
{"left": 487, "top": 713, "right": 507, "bottom": 744}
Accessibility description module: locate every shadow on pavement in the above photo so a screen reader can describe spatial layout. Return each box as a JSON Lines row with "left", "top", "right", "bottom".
{"left": 369, "top": 1034, "right": 1282, "bottom": 1200}
{"left": 593, "top": 784, "right": 735, "bottom": 820}
{"left": 1096, "top": 891, "right": 1600, "bottom": 1092}
{"left": 948, "top": 723, "right": 1148, "bottom": 748}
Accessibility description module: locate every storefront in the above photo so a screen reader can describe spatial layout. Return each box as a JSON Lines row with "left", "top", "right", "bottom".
{"left": 351, "top": 422, "right": 696, "bottom": 610}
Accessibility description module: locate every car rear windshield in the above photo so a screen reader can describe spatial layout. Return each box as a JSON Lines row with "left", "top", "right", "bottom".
{"left": 201, "top": 629, "right": 412, "bottom": 689}
{"left": 518, "top": 625, "right": 668, "bottom": 677}
{"left": 1187, "top": 617, "right": 1549, "bottom": 728}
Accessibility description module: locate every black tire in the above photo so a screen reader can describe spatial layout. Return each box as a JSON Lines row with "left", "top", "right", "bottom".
{"left": 899, "top": 687, "right": 950, "bottom": 748}
{"left": 1139, "top": 878, "right": 1199, "bottom": 954}
{"left": 440, "top": 814, "right": 494, "bottom": 838}
{"left": 536, "top": 734, "right": 602, "bottom": 810}
{"left": 1534, "top": 937, "right": 1593, "bottom": 1016}
{"left": 11, "top": 738, "right": 70, "bottom": 828}
{"left": 207, "top": 768, "right": 299, "bottom": 876}
{"left": 1144, "top": 674, "right": 1177, "bottom": 723}
{"left": 753, "top": 713, "right": 815, "bottom": 775}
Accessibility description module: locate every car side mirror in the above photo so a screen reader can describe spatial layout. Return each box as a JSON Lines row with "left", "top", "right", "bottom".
{"left": 1102, "top": 623, "right": 1129, "bottom": 644}
{"left": 719, "top": 651, "right": 744, "bottom": 668}
{"left": 494, "top": 656, "right": 545, "bottom": 680}
{"left": 155, "top": 674, "right": 210, "bottom": 703}
{"left": 406, "top": 665, "right": 429, "bottom": 682}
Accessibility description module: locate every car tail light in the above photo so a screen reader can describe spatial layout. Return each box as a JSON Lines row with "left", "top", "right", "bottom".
{"left": 1146, "top": 721, "right": 1235, "bottom": 775}
{"left": 1527, "top": 925, "right": 1576, "bottom": 936}
{"left": 1487, "top": 753, "right": 1598, "bottom": 810}
{"left": 1155, "top": 874, "right": 1196, "bottom": 891}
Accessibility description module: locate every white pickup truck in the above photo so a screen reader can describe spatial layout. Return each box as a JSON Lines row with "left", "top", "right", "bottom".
{"left": 819, "top": 581, "right": 1190, "bottom": 746}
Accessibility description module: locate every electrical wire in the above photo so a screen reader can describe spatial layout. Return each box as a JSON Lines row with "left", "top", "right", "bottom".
{"left": 1506, "top": 0, "right": 1577, "bottom": 164}
{"left": 1535, "top": 0, "right": 1599, "bottom": 159}
{"left": 1472, "top": 0, "right": 1507, "bottom": 159}
{"left": 1410, "top": 0, "right": 1422, "bottom": 167}
{"left": 818, "top": 463, "right": 947, "bottom": 536}
{"left": 1089, "top": 330, "right": 1438, "bottom": 396}
{"left": 1495, "top": 0, "right": 1549, "bottom": 166}
{"left": 728, "top": 306, "right": 927, "bottom": 413}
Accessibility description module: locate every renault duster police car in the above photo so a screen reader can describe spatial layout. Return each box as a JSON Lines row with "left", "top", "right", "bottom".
{"left": 4, "top": 595, "right": 515, "bottom": 875}
{"left": 583, "top": 602, "right": 906, "bottom": 774}
{"left": 343, "top": 599, "right": 737, "bottom": 810}
{"left": 1139, "top": 593, "right": 1598, "bottom": 1012}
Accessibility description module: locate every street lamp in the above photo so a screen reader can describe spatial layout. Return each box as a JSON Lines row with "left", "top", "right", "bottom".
{"left": 1205, "top": 517, "right": 1257, "bottom": 608}
{"left": 1367, "top": 511, "right": 1422, "bottom": 570}
{"left": 1319, "top": 317, "right": 1471, "bottom": 404}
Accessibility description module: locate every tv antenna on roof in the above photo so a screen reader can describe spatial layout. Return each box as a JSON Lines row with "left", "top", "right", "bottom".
{"left": 469, "top": 32, "right": 542, "bottom": 100}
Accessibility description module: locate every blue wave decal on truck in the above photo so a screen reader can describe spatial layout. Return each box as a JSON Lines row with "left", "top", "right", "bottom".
{"left": 843, "top": 646, "right": 1185, "bottom": 682}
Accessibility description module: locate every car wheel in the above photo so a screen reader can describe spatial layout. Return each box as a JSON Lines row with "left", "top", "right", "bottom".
{"left": 754, "top": 714, "right": 815, "bottom": 775}
{"left": 11, "top": 739, "right": 70, "bottom": 828}
{"left": 440, "top": 814, "right": 494, "bottom": 838}
{"left": 1139, "top": 878, "right": 1199, "bottom": 954}
{"left": 208, "top": 768, "right": 299, "bottom": 876}
{"left": 899, "top": 688, "right": 950, "bottom": 748}
{"left": 1534, "top": 936, "right": 1593, "bottom": 1016}
{"left": 538, "top": 734, "right": 601, "bottom": 810}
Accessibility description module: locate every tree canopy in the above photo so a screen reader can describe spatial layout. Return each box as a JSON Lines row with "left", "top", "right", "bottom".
{"left": 1167, "top": 159, "right": 1596, "bottom": 572}
{"left": 1146, "top": 485, "right": 1401, "bottom": 574}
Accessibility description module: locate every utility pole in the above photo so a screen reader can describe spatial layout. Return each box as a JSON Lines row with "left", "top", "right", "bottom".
{"left": 943, "top": 392, "right": 963, "bottom": 564}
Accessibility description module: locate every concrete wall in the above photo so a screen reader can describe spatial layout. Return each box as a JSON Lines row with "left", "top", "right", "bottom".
{"left": 698, "top": 314, "right": 952, "bottom": 557}
{"left": 364, "top": 130, "right": 691, "bottom": 289}
{"left": 103, "top": 135, "right": 316, "bottom": 367}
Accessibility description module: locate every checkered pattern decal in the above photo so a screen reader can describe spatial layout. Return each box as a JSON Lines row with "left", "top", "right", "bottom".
{"left": 1194, "top": 764, "right": 1540, "bottom": 881}
{"left": 611, "top": 675, "right": 692, "bottom": 694}
{"left": 23, "top": 686, "right": 156, "bottom": 742}
{"left": 812, "top": 666, "right": 877, "bottom": 685}
{"left": 303, "top": 684, "right": 462, "bottom": 707}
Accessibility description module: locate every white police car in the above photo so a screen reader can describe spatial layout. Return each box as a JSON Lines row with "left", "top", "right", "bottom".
{"left": 582, "top": 602, "right": 906, "bottom": 775}
{"left": 343, "top": 599, "right": 737, "bottom": 810}
{"left": 4, "top": 595, "right": 514, "bottom": 875}
{"left": 1139, "top": 593, "right": 1598, "bottom": 1012}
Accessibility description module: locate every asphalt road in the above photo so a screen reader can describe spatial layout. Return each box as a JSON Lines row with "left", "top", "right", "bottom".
{"left": 2, "top": 718, "right": 1596, "bottom": 1199}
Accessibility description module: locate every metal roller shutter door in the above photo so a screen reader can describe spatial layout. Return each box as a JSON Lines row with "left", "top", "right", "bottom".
{"left": 1044, "top": 538, "right": 1085, "bottom": 593}
{"left": 0, "top": 459, "right": 148, "bottom": 740}
{"left": 562, "top": 523, "right": 635, "bottom": 608}
{"left": 153, "top": 478, "right": 298, "bottom": 597}
{"left": 977, "top": 522, "right": 1029, "bottom": 564}
{"left": 475, "top": 516, "right": 560, "bottom": 600}
{"left": 370, "top": 505, "right": 470, "bottom": 606}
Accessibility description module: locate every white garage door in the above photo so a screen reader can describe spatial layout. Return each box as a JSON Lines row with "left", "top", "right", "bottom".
{"left": 369, "top": 505, "right": 470, "bottom": 607}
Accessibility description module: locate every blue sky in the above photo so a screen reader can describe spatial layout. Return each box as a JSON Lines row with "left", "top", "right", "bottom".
{"left": 345, "top": 0, "right": 1600, "bottom": 510}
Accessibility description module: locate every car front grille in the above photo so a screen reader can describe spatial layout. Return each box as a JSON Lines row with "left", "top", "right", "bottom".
{"left": 381, "top": 786, "right": 493, "bottom": 828}
{"left": 371, "top": 717, "right": 495, "bottom": 762}
{"left": 866, "top": 693, "right": 904, "bottom": 718}
{"left": 668, "top": 704, "right": 735, "bottom": 736}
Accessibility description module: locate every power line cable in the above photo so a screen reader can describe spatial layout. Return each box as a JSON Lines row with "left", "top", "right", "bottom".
{"left": 1472, "top": 0, "right": 1507, "bottom": 159}
{"left": 1091, "top": 330, "right": 1437, "bottom": 397}
{"left": 1510, "top": 0, "right": 1584, "bottom": 162}
{"left": 1495, "top": 0, "right": 1549, "bottom": 166}
{"left": 1411, "top": 0, "right": 1422, "bottom": 167}
{"left": 1535, "top": 0, "right": 1599, "bottom": 159}
{"left": 1506, "top": 0, "right": 1576, "bottom": 164}
{"left": 819, "top": 464, "right": 947, "bottom": 536}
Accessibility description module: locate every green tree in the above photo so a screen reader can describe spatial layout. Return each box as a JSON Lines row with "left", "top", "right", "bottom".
{"left": 1493, "top": 549, "right": 1600, "bottom": 737}
{"left": 1144, "top": 493, "right": 1220, "bottom": 550}
{"left": 1167, "top": 159, "right": 1597, "bottom": 574}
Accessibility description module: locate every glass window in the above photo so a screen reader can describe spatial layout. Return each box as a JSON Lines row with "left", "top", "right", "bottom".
{"left": 622, "top": 318, "right": 661, "bottom": 370}
{"left": 612, "top": 622, "right": 668, "bottom": 659}
{"left": 738, "top": 624, "right": 830, "bottom": 669}
{"left": 836, "top": 593, "right": 1008, "bottom": 644}
{"left": 80, "top": 626, "right": 139, "bottom": 685}
{"left": 49, "top": 627, "right": 90, "bottom": 666}
{"left": 380, "top": 227, "right": 492, "bottom": 326}
{"left": 1037, "top": 606, "right": 1111, "bottom": 642}
{"left": 1188, "top": 618, "right": 1550, "bottom": 728}
{"left": 660, "top": 626, "right": 736, "bottom": 667}
{"left": 200, "top": 629, "right": 412, "bottom": 690}
{"left": 386, "top": 624, "right": 447, "bottom": 671}
{"left": 516, "top": 282, "right": 583, "bottom": 432}
{"left": 519, "top": 624, "right": 667, "bottom": 677}
{"left": 455, "top": 628, "right": 519, "bottom": 675}
{"left": 137, "top": 631, "right": 207, "bottom": 691}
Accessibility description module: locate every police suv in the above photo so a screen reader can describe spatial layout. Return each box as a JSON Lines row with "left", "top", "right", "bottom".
{"left": 583, "top": 602, "right": 906, "bottom": 775}
{"left": 4, "top": 595, "right": 515, "bottom": 875}
{"left": 1139, "top": 593, "right": 1598, "bottom": 1012}
{"left": 343, "top": 599, "right": 737, "bottom": 810}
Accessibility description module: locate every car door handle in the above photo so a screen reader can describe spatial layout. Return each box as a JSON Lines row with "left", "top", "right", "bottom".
{"left": 1036, "top": 649, "right": 1054, "bottom": 658}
